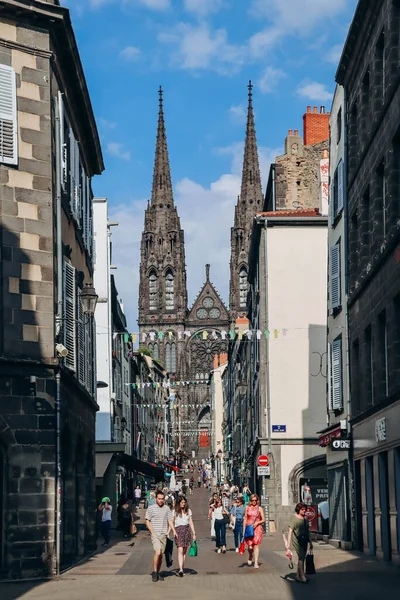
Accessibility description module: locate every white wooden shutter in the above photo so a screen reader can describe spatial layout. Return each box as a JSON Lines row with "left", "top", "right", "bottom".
{"left": 327, "top": 342, "right": 332, "bottom": 411}
{"left": 87, "top": 178, "right": 93, "bottom": 255}
{"left": 0, "top": 64, "right": 18, "bottom": 165}
{"left": 69, "top": 129, "right": 75, "bottom": 214}
{"left": 77, "top": 290, "right": 85, "bottom": 385}
{"left": 329, "top": 243, "right": 341, "bottom": 309}
{"left": 331, "top": 338, "right": 343, "bottom": 411}
{"left": 74, "top": 140, "right": 81, "bottom": 226}
{"left": 337, "top": 160, "right": 344, "bottom": 213}
{"left": 63, "top": 261, "right": 76, "bottom": 371}
{"left": 85, "top": 319, "right": 94, "bottom": 395}
{"left": 58, "top": 91, "right": 67, "bottom": 191}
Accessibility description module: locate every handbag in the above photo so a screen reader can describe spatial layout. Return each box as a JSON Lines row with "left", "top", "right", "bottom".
{"left": 165, "top": 537, "right": 174, "bottom": 567}
{"left": 189, "top": 540, "right": 198, "bottom": 557}
{"left": 244, "top": 509, "right": 259, "bottom": 538}
{"left": 306, "top": 550, "right": 315, "bottom": 575}
{"left": 239, "top": 539, "right": 246, "bottom": 554}
{"left": 130, "top": 521, "right": 137, "bottom": 536}
{"left": 223, "top": 513, "right": 230, "bottom": 525}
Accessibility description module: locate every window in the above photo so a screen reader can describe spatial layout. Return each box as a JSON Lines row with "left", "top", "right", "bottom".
{"left": 352, "top": 339, "right": 360, "bottom": 415}
{"left": 0, "top": 64, "right": 18, "bottom": 165}
{"left": 376, "top": 31, "right": 386, "bottom": 103}
{"left": 153, "top": 342, "right": 159, "bottom": 360}
{"left": 330, "top": 337, "right": 343, "bottom": 411}
{"left": 361, "top": 188, "right": 370, "bottom": 248}
{"left": 364, "top": 325, "right": 374, "bottom": 408}
{"left": 350, "top": 211, "right": 358, "bottom": 285}
{"left": 239, "top": 268, "right": 248, "bottom": 309}
{"left": 149, "top": 272, "right": 158, "bottom": 311}
{"left": 165, "top": 342, "right": 176, "bottom": 373}
{"left": 63, "top": 261, "right": 76, "bottom": 371}
{"left": 165, "top": 271, "right": 174, "bottom": 310}
{"left": 336, "top": 107, "right": 342, "bottom": 144}
{"left": 377, "top": 162, "right": 388, "bottom": 239}
{"left": 378, "top": 311, "right": 389, "bottom": 398}
{"left": 332, "top": 160, "right": 344, "bottom": 220}
{"left": 329, "top": 241, "right": 341, "bottom": 310}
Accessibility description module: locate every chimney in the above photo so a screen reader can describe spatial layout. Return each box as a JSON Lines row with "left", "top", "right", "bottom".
{"left": 288, "top": 129, "right": 293, "bottom": 136}
{"left": 303, "top": 105, "right": 330, "bottom": 146}
{"left": 294, "top": 129, "right": 299, "bottom": 136}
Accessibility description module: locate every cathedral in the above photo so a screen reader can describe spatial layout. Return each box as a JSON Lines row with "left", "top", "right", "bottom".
{"left": 138, "top": 84, "right": 263, "bottom": 457}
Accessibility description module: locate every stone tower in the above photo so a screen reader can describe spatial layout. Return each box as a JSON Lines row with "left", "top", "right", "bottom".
{"left": 229, "top": 81, "right": 264, "bottom": 323}
{"left": 138, "top": 87, "right": 188, "bottom": 372}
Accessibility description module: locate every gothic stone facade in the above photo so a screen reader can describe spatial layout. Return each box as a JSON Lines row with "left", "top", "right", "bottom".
{"left": 0, "top": 0, "right": 103, "bottom": 578}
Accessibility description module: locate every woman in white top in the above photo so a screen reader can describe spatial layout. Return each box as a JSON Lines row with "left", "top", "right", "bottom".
{"left": 174, "top": 498, "right": 196, "bottom": 577}
{"left": 208, "top": 497, "right": 229, "bottom": 553}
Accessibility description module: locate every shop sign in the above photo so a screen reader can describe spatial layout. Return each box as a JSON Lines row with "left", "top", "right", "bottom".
{"left": 375, "top": 417, "right": 387, "bottom": 442}
{"left": 319, "top": 427, "right": 341, "bottom": 447}
{"left": 305, "top": 505, "right": 318, "bottom": 532}
{"left": 331, "top": 439, "right": 351, "bottom": 451}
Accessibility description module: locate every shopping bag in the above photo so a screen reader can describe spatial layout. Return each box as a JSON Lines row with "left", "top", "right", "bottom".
{"left": 130, "top": 521, "right": 137, "bottom": 536}
{"left": 189, "top": 540, "right": 198, "bottom": 557}
{"left": 165, "top": 537, "right": 174, "bottom": 567}
{"left": 306, "top": 551, "right": 316, "bottom": 575}
{"left": 239, "top": 539, "right": 246, "bottom": 555}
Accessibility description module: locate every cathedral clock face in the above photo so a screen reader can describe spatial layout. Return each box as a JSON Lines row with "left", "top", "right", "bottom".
{"left": 203, "top": 297, "right": 214, "bottom": 308}
{"left": 196, "top": 308, "right": 207, "bottom": 319}
{"left": 209, "top": 308, "right": 221, "bottom": 319}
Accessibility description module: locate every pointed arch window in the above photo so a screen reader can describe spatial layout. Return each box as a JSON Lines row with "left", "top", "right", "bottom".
{"left": 149, "top": 271, "right": 158, "bottom": 311}
{"left": 165, "top": 270, "right": 174, "bottom": 310}
{"left": 165, "top": 341, "right": 176, "bottom": 373}
{"left": 239, "top": 268, "right": 248, "bottom": 308}
{"left": 153, "top": 342, "right": 159, "bottom": 360}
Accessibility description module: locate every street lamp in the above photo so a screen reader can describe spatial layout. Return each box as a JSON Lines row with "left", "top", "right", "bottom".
{"left": 79, "top": 282, "right": 98, "bottom": 316}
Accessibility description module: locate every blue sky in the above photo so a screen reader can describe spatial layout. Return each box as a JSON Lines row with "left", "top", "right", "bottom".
{"left": 63, "top": 0, "right": 357, "bottom": 329}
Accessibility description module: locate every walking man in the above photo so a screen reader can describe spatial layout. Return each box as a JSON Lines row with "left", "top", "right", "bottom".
{"left": 145, "top": 490, "right": 176, "bottom": 582}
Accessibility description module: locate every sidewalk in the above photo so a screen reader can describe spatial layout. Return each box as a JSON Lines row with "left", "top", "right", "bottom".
{"left": 1, "top": 488, "right": 399, "bottom": 600}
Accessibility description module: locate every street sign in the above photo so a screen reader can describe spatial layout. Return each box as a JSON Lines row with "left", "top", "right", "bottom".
{"left": 257, "top": 466, "right": 270, "bottom": 476}
{"left": 305, "top": 506, "right": 318, "bottom": 531}
{"left": 331, "top": 439, "right": 351, "bottom": 451}
{"left": 272, "top": 425, "right": 286, "bottom": 433}
{"left": 258, "top": 455, "right": 269, "bottom": 467}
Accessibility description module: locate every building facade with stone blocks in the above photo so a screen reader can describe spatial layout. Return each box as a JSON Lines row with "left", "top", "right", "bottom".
{"left": 337, "top": 0, "right": 400, "bottom": 565}
{"left": 0, "top": 0, "right": 104, "bottom": 579}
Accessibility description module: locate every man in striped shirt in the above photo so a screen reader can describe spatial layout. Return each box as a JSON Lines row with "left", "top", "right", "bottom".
{"left": 145, "top": 490, "right": 176, "bottom": 582}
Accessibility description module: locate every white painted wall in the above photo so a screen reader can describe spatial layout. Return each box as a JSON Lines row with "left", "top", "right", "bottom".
{"left": 267, "top": 223, "right": 328, "bottom": 505}
{"left": 93, "top": 198, "right": 112, "bottom": 441}
{"left": 212, "top": 362, "right": 227, "bottom": 459}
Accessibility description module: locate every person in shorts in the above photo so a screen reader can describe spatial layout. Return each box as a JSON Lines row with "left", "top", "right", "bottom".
{"left": 145, "top": 490, "right": 176, "bottom": 582}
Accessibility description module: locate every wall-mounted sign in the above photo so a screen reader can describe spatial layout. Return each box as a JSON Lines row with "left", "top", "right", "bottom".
{"left": 257, "top": 466, "right": 270, "bottom": 477}
{"left": 257, "top": 455, "right": 269, "bottom": 467}
{"left": 319, "top": 427, "right": 341, "bottom": 447}
{"left": 331, "top": 439, "right": 351, "bottom": 451}
{"left": 272, "top": 425, "right": 286, "bottom": 433}
{"left": 375, "top": 417, "right": 387, "bottom": 442}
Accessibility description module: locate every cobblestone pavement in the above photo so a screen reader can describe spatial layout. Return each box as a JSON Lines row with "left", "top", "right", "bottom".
{"left": 1, "top": 487, "right": 400, "bottom": 600}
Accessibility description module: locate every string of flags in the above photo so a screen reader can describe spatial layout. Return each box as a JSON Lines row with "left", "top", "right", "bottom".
{"left": 123, "top": 329, "right": 290, "bottom": 344}
{"left": 135, "top": 403, "right": 208, "bottom": 408}
{"left": 130, "top": 380, "right": 208, "bottom": 389}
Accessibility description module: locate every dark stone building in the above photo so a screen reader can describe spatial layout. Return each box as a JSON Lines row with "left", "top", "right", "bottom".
{"left": 0, "top": 0, "right": 104, "bottom": 578}
{"left": 138, "top": 89, "right": 229, "bottom": 457}
{"left": 336, "top": 0, "right": 400, "bottom": 564}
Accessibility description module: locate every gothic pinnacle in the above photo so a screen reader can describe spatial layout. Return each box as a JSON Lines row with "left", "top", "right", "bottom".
{"left": 151, "top": 85, "right": 173, "bottom": 206}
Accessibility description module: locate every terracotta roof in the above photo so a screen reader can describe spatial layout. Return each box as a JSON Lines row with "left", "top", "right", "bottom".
{"left": 257, "top": 208, "right": 321, "bottom": 218}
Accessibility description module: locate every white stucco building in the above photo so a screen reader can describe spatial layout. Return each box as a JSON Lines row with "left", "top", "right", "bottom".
{"left": 248, "top": 208, "right": 329, "bottom": 531}
{"left": 210, "top": 354, "right": 228, "bottom": 481}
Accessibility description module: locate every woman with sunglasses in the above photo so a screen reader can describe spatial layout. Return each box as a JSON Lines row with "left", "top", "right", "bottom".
{"left": 174, "top": 497, "right": 196, "bottom": 577}
{"left": 242, "top": 494, "right": 265, "bottom": 568}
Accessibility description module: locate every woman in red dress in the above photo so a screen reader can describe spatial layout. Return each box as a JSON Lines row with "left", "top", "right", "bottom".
{"left": 242, "top": 494, "right": 266, "bottom": 568}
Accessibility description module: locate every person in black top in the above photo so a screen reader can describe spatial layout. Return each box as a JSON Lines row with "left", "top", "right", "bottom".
{"left": 119, "top": 496, "right": 133, "bottom": 537}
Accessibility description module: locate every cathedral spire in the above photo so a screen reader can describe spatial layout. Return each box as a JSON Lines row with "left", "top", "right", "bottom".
{"left": 151, "top": 86, "right": 173, "bottom": 206}
{"left": 240, "top": 80, "right": 263, "bottom": 208}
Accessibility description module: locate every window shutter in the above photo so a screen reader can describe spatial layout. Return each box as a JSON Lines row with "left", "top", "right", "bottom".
{"left": 81, "top": 169, "right": 87, "bottom": 242}
{"left": 69, "top": 129, "right": 75, "bottom": 214}
{"left": 327, "top": 342, "right": 333, "bottom": 411}
{"left": 58, "top": 92, "right": 67, "bottom": 190}
{"left": 74, "top": 140, "right": 81, "bottom": 226}
{"left": 331, "top": 338, "right": 343, "bottom": 411}
{"left": 0, "top": 64, "right": 18, "bottom": 165}
{"left": 329, "top": 243, "right": 341, "bottom": 309}
{"left": 85, "top": 319, "right": 94, "bottom": 395}
{"left": 87, "top": 178, "right": 92, "bottom": 255}
{"left": 77, "top": 290, "right": 85, "bottom": 386}
{"left": 337, "top": 160, "right": 344, "bottom": 213}
{"left": 63, "top": 261, "right": 76, "bottom": 371}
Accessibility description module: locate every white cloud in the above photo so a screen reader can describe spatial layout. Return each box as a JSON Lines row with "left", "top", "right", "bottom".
{"left": 99, "top": 118, "right": 117, "bottom": 129}
{"left": 106, "top": 142, "right": 131, "bottom": 161}
{"left": 229, "top": 104, "right": 246, "bottom": 124}
{"left": 109, "top": 144, "right": 280, "bottom": 328}
{"left": 120, "top": 46, "right": 141, "bottom": 60}
{"left": 183, "top": 0, "right": 225, "bottom": 18}
{"left": 325, "top": 43, "right": 343, "bottom": 64}
{"left": 297, "top": 81, "right": 333, "bottom": 102}
{"left": 158, "top": 22, "right": 246, "bottom": 74}
{"left": 258, "top": 66, "right": 286, "bottom": 93}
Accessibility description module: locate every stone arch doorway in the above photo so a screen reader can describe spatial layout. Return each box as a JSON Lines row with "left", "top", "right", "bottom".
{"left": 288, "top": 454, "right": 327, "bottom": 505}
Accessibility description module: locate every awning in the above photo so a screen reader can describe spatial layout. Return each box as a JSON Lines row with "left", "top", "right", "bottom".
{"left": 117, "top": 453, "right": 165, "bottom": 481}
{"left": 95, "top": 452, "right": 114, "bottom": 478}
{"left": 319, "top": 426, "right": 341, "bottom": 447}
{"left": 162, "top": 461, "right": 180, "bottom": 472}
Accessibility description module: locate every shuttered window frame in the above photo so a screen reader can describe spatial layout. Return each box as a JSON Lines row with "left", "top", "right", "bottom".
{"left": 63, "top": 261, "right": 77, "bottom": 372}
{"left": 329, "top": 241, "right": 341, "bottom": 311}
{"left": 330, "top": 337, "right": 343, "bottom": 412}
{"left": 0, "top": 64, "right": 18, "bottom": 166}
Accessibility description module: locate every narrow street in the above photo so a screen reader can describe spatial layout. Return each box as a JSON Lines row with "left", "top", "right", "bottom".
{"left": 1, "top": 487, "right": 400, "bottom": 600}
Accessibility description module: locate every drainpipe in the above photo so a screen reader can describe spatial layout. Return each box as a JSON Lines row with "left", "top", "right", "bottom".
{"left": 263, "top": 221, "right": 272, "bottom": 455}
{"left": 55, "top": 94, "right": 63, "bottom": 577}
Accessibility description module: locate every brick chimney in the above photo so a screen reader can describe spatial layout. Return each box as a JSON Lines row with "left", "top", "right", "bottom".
{"left": 213, "top": 353, "right": 228, "bottom": 369}
{"left": 303, "top": 105, "right": 330, "bottom": 146}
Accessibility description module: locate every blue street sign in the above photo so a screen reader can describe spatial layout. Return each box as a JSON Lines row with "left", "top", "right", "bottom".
{"left": 272, "top": 425, "right": 286, "bottom": 433}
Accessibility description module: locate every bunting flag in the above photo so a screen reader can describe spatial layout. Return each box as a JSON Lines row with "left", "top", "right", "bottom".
{"left": 130, "top": 379, "right": 209, "bottom": 389}
{"left": 125, "top": 328, "right": 297, "bottom": 344}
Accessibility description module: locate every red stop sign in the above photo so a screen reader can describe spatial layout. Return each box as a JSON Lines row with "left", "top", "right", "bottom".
{"left": 258, "top": 455, "right": 269, "bottom": 467}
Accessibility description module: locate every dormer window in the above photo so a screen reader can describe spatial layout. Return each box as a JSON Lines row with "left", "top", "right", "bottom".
{"left": 165, "top": 270, "right": 174, "bottom": 310}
